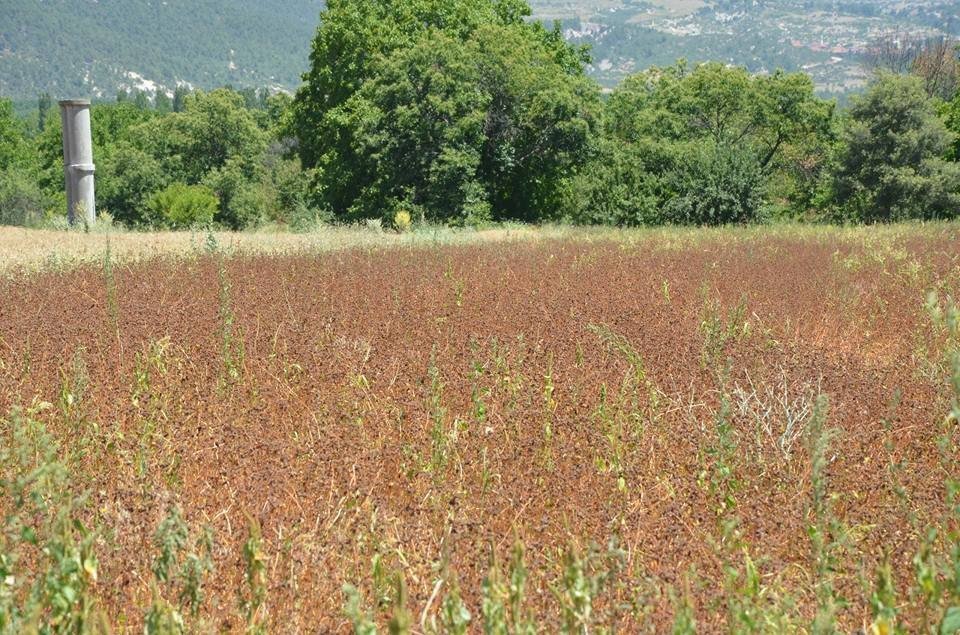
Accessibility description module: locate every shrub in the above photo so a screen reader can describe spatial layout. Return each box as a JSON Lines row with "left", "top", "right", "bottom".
{"left": 664, "top": 143, "right": 767, "bottom": 226}
{"left": 146, "top": 183, "right": 218, "bottom": 229}
{"left": 393, "top": 209, "right": 412, "bottom": 233}
{"left": 0, "top": 168, "right": 50, "bottom": 227}
{"left": 202, "top": 160, "right": 266, "bottom": 229}
{"left": 832, "top": 73, "right": 960, "bottom": 222}
{"left": 96, "top": 143, "right": 167, "bottom": 226}
{"left": 564, "top": 140, "right": 663, "bottom": 226}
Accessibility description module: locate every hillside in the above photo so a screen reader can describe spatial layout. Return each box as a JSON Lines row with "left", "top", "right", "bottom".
{"left": 0, "top": 0, "right": 957, "bottom": 100}
{"left": 0, "top": 0, "right": 322, "bottom": 99}
{"left": 540, "top": 0, "right": 960, "bottom": 94}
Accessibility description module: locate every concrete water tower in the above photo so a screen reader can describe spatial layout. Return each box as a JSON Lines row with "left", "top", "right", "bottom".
{"left": 59, "top": 99, "right": 96, "bottom": 226}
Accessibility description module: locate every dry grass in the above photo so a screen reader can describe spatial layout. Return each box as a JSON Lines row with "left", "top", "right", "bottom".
{"left": 0, "top": 225, "right": 547, "bottom": 274}
{"left": 2, "top": 221, "right": 958, "bottom": 276}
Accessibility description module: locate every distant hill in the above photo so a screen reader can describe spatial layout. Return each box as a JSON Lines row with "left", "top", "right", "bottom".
{"left": 0, "top": 0, "right": 323, "bottom": 100}
{"left": 1, "top": 0, "right": 957, "bottom": 101}
{"left": 538, "top": 0, "right": 960, "bottom": 95}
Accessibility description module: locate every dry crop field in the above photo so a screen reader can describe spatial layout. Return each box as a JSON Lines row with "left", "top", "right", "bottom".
{"left": 1, "top": 224, "right": 959, "bottom": 633}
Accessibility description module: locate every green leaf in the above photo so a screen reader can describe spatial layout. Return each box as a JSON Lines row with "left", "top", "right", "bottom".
{"left": 59, "top": 585, "right": 77, "bottom": 604}
{"left": 20, "top": 525, "right": 37, "bottom": 545}
{"left": 941, "top": 607, "right": 960, "bottom": 635}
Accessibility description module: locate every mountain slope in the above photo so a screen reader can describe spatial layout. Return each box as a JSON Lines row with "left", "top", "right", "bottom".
{"left": 1, "top": 0, "right": 957, "bottom": 101}
{"left": 0, "top": 0, "right": 322, "bottom": 99}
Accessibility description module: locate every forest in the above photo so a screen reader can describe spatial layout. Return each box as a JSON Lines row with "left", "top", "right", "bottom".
{"left": 1, "top": 0, "right": 959, "bottom": 230}
{"left": 0, "top": 0, "right": 323, "bottom": 99}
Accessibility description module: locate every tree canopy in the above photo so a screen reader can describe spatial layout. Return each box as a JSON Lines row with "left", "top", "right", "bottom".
{"left": 569, "top": 61, "right": 834, "bottom": 226}
{"left": 832, "top": 73, "right": 960, "bottom": 222}
{"left": 291, "top": 0, "right": 597, "bottom": 223}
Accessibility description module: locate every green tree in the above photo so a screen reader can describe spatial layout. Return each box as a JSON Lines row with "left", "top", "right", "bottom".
{"left": 91, "top": 102, "right": 158, "bottom": 148}
{"left": 97, "top": 143, "right": 167, "bottom": 225}
{"left": 0, "top": 169, "right": 50, "bottom": 227}
{"left": 146, "top": 182, "right": 219, "bottom": 228}
{"left": 832, "top": 73, "right": 960, "bottom": 222}
{"left": 0, "top": 99, "right": 31, "bottom": 170}
{"left": 293, "top": 0, "right": 528, "bottom": 170}
{"left": 338, "top": 30, "right": 490, "bottom": 223}
{"left": 563, "top": 139, "right": 662, "bottom": 226}
{"left": 173, "top": 86, "right": 190, "bottom": 113}
{"left": 663, "top": 143, "right": 767, "bottom": 225}
{"left": 584, "top": 61, "right": 831, "bottom": 225}
{"left": 37, "top": 92, "right": 52, "bottom": 132}
{"left": 292, "top": 0, "right": 596, "bottom": 222}
{"left": 155, "top": 91, "right": 173, "bottom": 115}
{"left": 0, "top": 99, "right": 49, "bottom": 226}
{"left": 202, "top": 157, "right": 267, "bottom": 229}
{"left": 135, "top": 89, "right": 267, "bottom": 185}
{"left": 606, "top": 62, "right": 831, "bottom": 173}
{"left": 133, "top": 90, "right": 151, "bottom": 110}
{"left": 943, "top": 91, "right": 960, "bottom": 160}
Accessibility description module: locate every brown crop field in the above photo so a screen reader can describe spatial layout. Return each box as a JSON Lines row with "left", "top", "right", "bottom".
{"left": 1, "top": 224, "right": 959, "bottom": 633}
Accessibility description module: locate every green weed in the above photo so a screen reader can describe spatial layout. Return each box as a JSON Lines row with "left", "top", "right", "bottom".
{"left": 805, "top": 395, "right": 846, "bottom": 634}
{"left": 145, "top": 505, "right": 215, "bottom": 634}
{"left": 542, "top": 353, "right": 557, "bottom": 468}
{"left": 0, "top": 405, "right": 107, "bottom": 634}
{"left": 426, "top": 354, "right": 462, "bottom": 475}
{"left": 343, "top": 584, "right": 378, "bottom": 635}
{"left": 241, "top": 519, "right": 268, "bottom": 634}
{"left": 699, "top": 293, "right": 750, "bottom": 371}
{"left": 102, "top": 236, "right": 120, "bottom": 336}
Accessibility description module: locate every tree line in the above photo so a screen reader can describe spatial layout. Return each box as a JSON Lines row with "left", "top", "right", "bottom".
{"left": 1, "top": 0, "right": 959, "bottom": 230}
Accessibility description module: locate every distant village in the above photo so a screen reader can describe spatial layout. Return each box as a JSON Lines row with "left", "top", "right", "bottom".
{"left": 548, "top": 0, "right": 958, "bottom": 96}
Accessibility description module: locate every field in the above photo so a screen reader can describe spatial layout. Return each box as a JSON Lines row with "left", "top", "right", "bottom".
{"left": 1, "top": 224, "right": 959, "bottom": 633}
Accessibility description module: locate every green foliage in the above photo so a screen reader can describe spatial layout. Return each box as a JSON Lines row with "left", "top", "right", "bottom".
{"left": 146, "top": 183, "right": 219, "bottom": 229}
{"left": 241, "top": 519, "right": 267, "bottom": 633}
{"left": 343, "top": 584, "right": 378, "bottom": 634}
{"left": 0, "top": 99, "right": 32, "bottom": 171}
{"left": 37, "top": 93, "right": 52, "bottom": 132}
{"left": 138, "top": 89, "right": 267, "bottom": 186}
{"left": 212, "top": 246, "right": 245, "bottom": 387}
{"left": 552, "top": 542, "right": 626, "bottom": 634}
{"left": 293, "top": 0, "right": 597, "bottom": 223}
{"left": 564, "top": 139, "right": 661, "bottom": 226}
{"left": 606, "top": 62, "right": 832, "bottom": 168}
{"left": 202, "top": 159, "right": 267, "bottom": 229}
{"left": 97, "top": 143, "right": 167, "bottom": 225}
{"left": 831, "top": 73, "right": 960, "bottom": 222}
{"left": 804, "top": 395, "right": 846, "bottom": 634}
{"left": 0, "top": 168, "right": 50, "bottom": 227}
{"left": 155, "top": 92, "right": 172, "bottom": 115}
{"left": 86, "top": 89, "right": 297, "bottom": 229}
{"left": 869, "top": 555, "right": 905, "bottom": 635}
{"left": 145, "top": 506, "right": 215, "bottom": 634}
{"left": 0, "top": 405, "right": 107, "bottom": 634}
{"left": 943, "top": 92, "right": 960, "bottom": 162}
{"left": 569, "top": 61, "right": 832, "bottom": 225}
{"left": 439, "top": 581, "right": 472, "bottom": 635}
{"left": 670, "top": 575, "right": 697, "bottom": 635}
{"left": 479, "top": 544, "right": 538, "bottom": 634}
{"left": 2, "top": 2, "right": 958, "bottom": 231}
{"left": 0, "top": 99, "right": 50, "bottom": 227}
{"left": 481, "top": 554, "right": 509, "bottom": 634}
{"left": 663, "top": 143, "right": 767, "bottom": 225}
